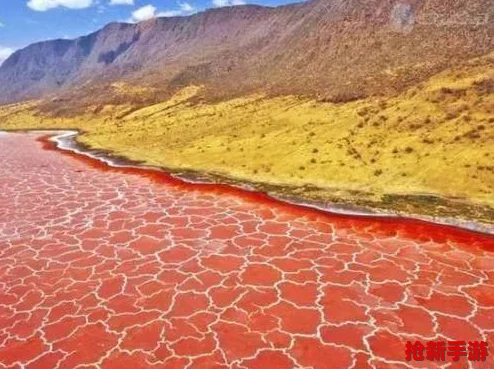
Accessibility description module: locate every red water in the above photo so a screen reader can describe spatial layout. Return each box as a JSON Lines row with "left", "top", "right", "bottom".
{"left": 0, "top": 132, "right": 493, "bottom": 369}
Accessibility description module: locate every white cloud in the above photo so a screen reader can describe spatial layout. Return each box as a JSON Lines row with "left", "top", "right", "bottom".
{"left": 212, "top": 0, "right": 245, "bottom": 7}
{"left": 157, "top": 10, "right": 182, "bottom": 17}
{"left": 129, "top": 4, "right": 157, "bottom": 22}
{"left": 27, "top": 0, "right": 94, "bottom": 11}
{"left": 109, "top": 0, "right": 133, "bottom": 5}
{"left": 157, "top": 2, "right": 195, "bottom": 16}
{"left": 179, "top": 2, "right": 194, "bottom": 12}
{"left": 0, "top": 21, "right": 4, "bottom": 28}
{"left": 0, "top": 47, "right": 14, "bottom": 66}
{"left": 128, "top": 2, "right": 195, "bottom": 22}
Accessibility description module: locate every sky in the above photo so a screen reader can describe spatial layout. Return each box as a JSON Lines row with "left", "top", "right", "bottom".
{"left": 0, "top": 0, "right": 293, "bottom": 64}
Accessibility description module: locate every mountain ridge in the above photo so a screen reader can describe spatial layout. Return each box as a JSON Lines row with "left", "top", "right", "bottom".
{"left": 1, "top": 0, "right": 493, "bottom": 108}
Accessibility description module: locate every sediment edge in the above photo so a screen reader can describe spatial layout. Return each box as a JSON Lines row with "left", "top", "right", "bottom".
{"left": 3, "top": 129, "right": 493, "bottom": 236}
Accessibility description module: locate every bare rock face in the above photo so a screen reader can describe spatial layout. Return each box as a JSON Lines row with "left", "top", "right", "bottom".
{"left": 0, "top": 0, "right": 493, "bottom": 106}
{"left": 389, "top": 3, "right": 415, "bottom": 33}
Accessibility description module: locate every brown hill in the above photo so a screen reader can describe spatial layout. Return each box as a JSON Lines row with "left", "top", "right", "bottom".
{"left": 0, "top": 0, "right": 493, "bottom": 108}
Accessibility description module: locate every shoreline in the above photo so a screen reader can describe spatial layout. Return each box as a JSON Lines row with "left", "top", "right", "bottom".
{"left": 3, "top": 129, "right": 493, "bottom": 236}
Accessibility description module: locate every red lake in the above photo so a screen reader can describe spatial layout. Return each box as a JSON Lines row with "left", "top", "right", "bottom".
{"left": 1, "top": 132, "right": 493, "bottom": 369}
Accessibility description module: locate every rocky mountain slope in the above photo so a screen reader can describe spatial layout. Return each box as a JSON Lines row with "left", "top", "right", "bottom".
{"left": 0, "top": 0, "right": 493, "bottom": 107}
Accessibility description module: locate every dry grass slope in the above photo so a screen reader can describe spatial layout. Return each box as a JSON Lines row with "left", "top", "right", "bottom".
{"left": 1, "top": 53, "right": 493, "bottom": 223}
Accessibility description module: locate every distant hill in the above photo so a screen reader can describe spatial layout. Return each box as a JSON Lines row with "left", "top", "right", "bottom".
{"left": 1, "top": 0, "right": 493, "bottom": 107}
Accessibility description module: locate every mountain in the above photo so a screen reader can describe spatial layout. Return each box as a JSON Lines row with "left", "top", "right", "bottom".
{"left": 1, "top": 0, "right": 493, "bottom": 107}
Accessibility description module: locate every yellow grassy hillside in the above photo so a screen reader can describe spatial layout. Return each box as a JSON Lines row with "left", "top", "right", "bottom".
{"left": 1, "top": 54, "right": 493, "bottom": 223}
